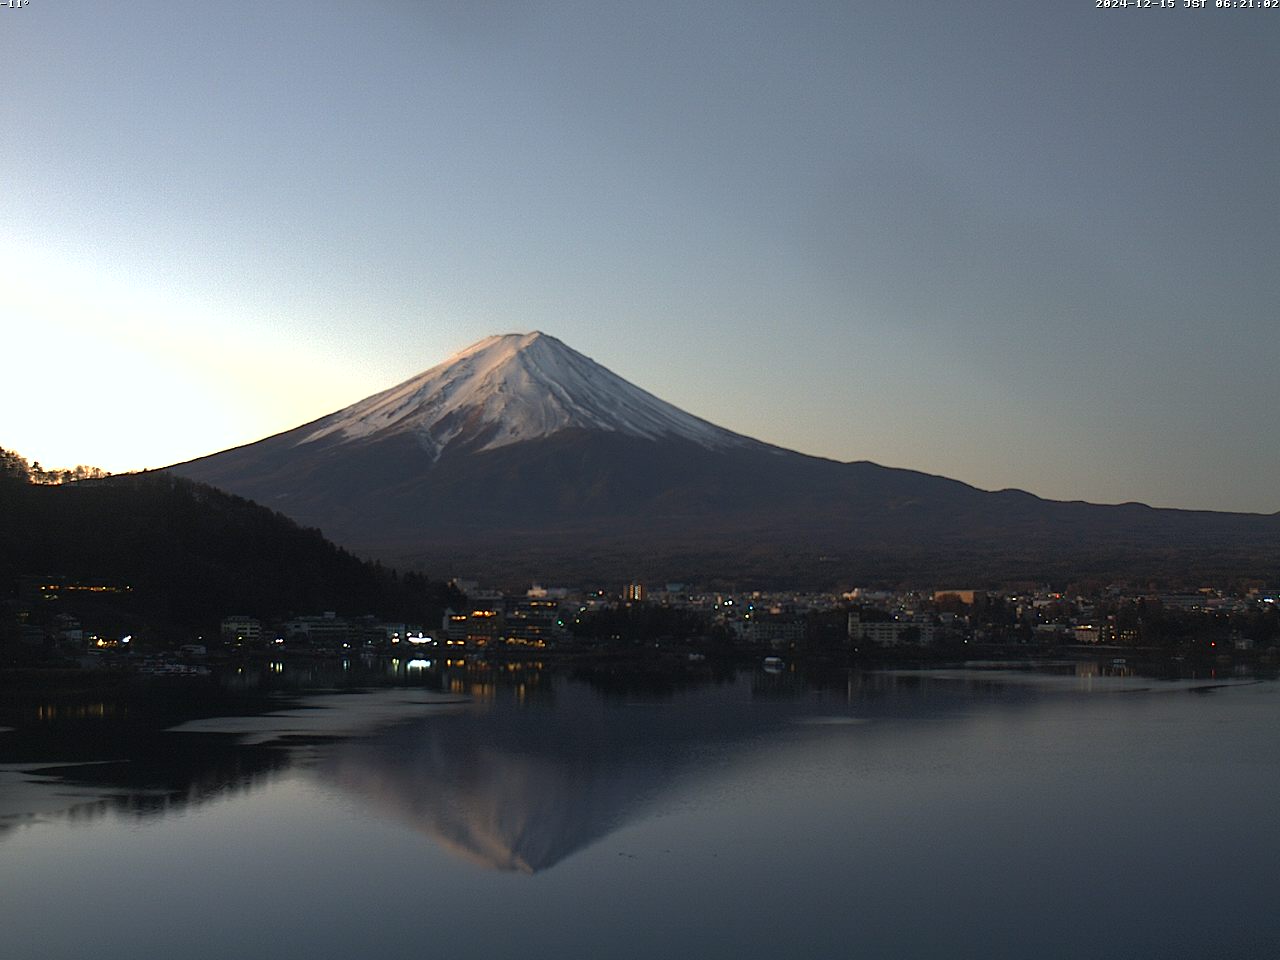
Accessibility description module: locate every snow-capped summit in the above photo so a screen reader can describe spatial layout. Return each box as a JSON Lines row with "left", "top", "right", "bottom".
{"left": 169, "top": 330, "right": 1278, "bottom": 585}
{"left": 300, "top": 331, "right": 756, "bottom": 458}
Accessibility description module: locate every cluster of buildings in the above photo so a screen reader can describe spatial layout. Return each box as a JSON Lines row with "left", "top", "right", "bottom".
{"left": 842, "top": 584, "right": 1279, "bottom": 651}
{"left": 206, "top": 580, "right": 1280, "bottom": 657}
{"left": 217, "top": 587, "right": 569, "bottom": 654}
{"left": 11, "top": 573, "right": 1276, "bottom": 660}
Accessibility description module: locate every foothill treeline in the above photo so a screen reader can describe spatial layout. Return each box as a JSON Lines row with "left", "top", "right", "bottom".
{"left": 0, "top": 446, "right": 111, "bottom": 485}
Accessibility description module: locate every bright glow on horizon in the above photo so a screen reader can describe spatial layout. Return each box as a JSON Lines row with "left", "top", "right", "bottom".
{"left": 3, "top": 246, "right": 401, "bottom": 473}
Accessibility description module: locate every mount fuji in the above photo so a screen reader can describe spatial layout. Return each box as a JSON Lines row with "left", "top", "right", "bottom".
{"left": 296, "top": 331, "right": 761, "bottom": 459}
{"left": 169, "top": 332, "right": 1278, "bottom": 585}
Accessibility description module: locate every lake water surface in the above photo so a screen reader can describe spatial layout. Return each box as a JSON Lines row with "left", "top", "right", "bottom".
{"left": 2, "top": 662, "right": 1277, "bottom": 959}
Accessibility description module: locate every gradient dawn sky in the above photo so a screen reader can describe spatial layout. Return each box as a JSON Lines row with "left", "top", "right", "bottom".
{"left": 3, "top": 1, "right": 1276, "bottom": 513}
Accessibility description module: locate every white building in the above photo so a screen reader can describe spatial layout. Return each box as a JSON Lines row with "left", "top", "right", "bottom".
{"left": 848, "top": 613, "right": 937, "bottom": 646}
{"left": 221, "top": 615, "right": 262, "bottom": 644}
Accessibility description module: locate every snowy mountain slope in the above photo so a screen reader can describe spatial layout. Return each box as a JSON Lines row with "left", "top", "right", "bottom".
{"left": 300, "top": 332, "right": 760, "bottom": 459}
{"left": 167, "top": 331, "right": 1280, "bottom": 585}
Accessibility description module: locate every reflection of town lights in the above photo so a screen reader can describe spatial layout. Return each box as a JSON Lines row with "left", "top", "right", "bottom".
{"left": 407, "top": 659, "right": 430, "bottom": 671}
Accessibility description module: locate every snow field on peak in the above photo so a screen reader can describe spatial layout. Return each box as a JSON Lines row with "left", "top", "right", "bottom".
{"left": 298, "top": 332, "right": 754, "bottom": 456}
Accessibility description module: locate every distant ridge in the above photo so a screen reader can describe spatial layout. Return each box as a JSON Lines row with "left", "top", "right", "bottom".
{"left": 169, "top": 332, "right": 1280, "bottom": 586}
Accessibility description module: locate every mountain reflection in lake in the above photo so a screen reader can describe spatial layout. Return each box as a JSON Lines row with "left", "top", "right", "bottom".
{"left": 317, "top": 678, "right": 837, "bottom": 873}
{"left": 1, "top": 664, "right": 1277, "bottom": 960}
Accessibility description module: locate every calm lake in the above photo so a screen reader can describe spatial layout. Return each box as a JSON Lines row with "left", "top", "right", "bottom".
{"left": 2, "top": 660, "right": 1277, "bottom": 960}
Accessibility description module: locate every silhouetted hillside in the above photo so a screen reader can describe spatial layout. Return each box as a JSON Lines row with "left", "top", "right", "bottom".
{"left": 0, "top": 470, "right": 458, "bottom": 639}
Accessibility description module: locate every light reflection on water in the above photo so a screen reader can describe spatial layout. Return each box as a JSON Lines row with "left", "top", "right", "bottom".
{"left": 0, "top": 666, "right": 1277, "bottom": 960}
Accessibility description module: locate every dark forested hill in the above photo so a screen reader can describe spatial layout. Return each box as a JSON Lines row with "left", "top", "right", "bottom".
{"left": 0, "top": 470, "right": 458, "bottom": 640}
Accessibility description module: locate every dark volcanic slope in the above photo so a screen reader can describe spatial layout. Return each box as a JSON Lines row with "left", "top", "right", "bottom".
{"left": 169, "top": 333, "right": 1280, "bottom": 585}
{"left": 171, "top": 422, "right": 1280, "bottom": 586}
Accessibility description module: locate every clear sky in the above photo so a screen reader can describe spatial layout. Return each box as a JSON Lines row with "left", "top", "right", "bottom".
{"left": 3, "top": 1, "right": 1276, "bottom": 513}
